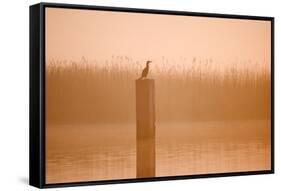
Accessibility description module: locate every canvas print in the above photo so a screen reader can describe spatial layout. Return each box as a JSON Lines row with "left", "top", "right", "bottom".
{"left": 45, "top": 7, "right": 271, "bottom": 184}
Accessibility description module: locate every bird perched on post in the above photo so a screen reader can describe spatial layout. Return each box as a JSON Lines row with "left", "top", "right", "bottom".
{"left": 139, "top": 60, "right": 152, "bottom": 79}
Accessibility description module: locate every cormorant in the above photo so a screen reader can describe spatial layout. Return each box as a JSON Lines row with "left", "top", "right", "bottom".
{"left": 139, "top": 60, "right": 151, "bottom": 79}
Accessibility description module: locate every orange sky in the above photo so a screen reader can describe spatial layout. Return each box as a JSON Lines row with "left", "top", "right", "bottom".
{"left": 46, "top": 7, "right": 271, "bottom": 68}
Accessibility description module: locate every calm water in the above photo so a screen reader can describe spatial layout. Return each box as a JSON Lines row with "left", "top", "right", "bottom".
{"left": 46, "top": 120, "right": 270, "bottom": 183}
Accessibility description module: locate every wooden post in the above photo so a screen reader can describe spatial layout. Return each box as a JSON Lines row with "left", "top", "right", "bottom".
{"left": 136, "top": 79, "right": 156, "bottom": 178}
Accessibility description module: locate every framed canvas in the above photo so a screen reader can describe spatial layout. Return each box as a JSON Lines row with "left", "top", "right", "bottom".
{"left": 29, "top": 2, "right": 274, "bottom": 188}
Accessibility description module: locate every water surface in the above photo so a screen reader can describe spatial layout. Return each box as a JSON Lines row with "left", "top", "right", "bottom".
{"left": 46, "top": 120, "right": 270, "bottom": 183}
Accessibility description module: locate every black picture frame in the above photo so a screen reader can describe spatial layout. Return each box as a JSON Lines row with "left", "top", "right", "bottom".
{"left": 29, "top": 2, "right": 274, "bottom": 189}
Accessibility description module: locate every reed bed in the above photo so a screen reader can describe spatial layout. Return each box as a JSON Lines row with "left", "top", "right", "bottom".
{"left": 46, "top": 56, "right": 270, "bottom": 125}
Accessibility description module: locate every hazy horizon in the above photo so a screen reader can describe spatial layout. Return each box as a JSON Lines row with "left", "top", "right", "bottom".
{"left": 46, "top": 7, "right": 271, "bottom": 70}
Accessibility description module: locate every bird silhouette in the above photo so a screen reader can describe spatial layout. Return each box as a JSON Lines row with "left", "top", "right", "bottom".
{"left": 139, "top": 60, "right": 152, "bottom": 79}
